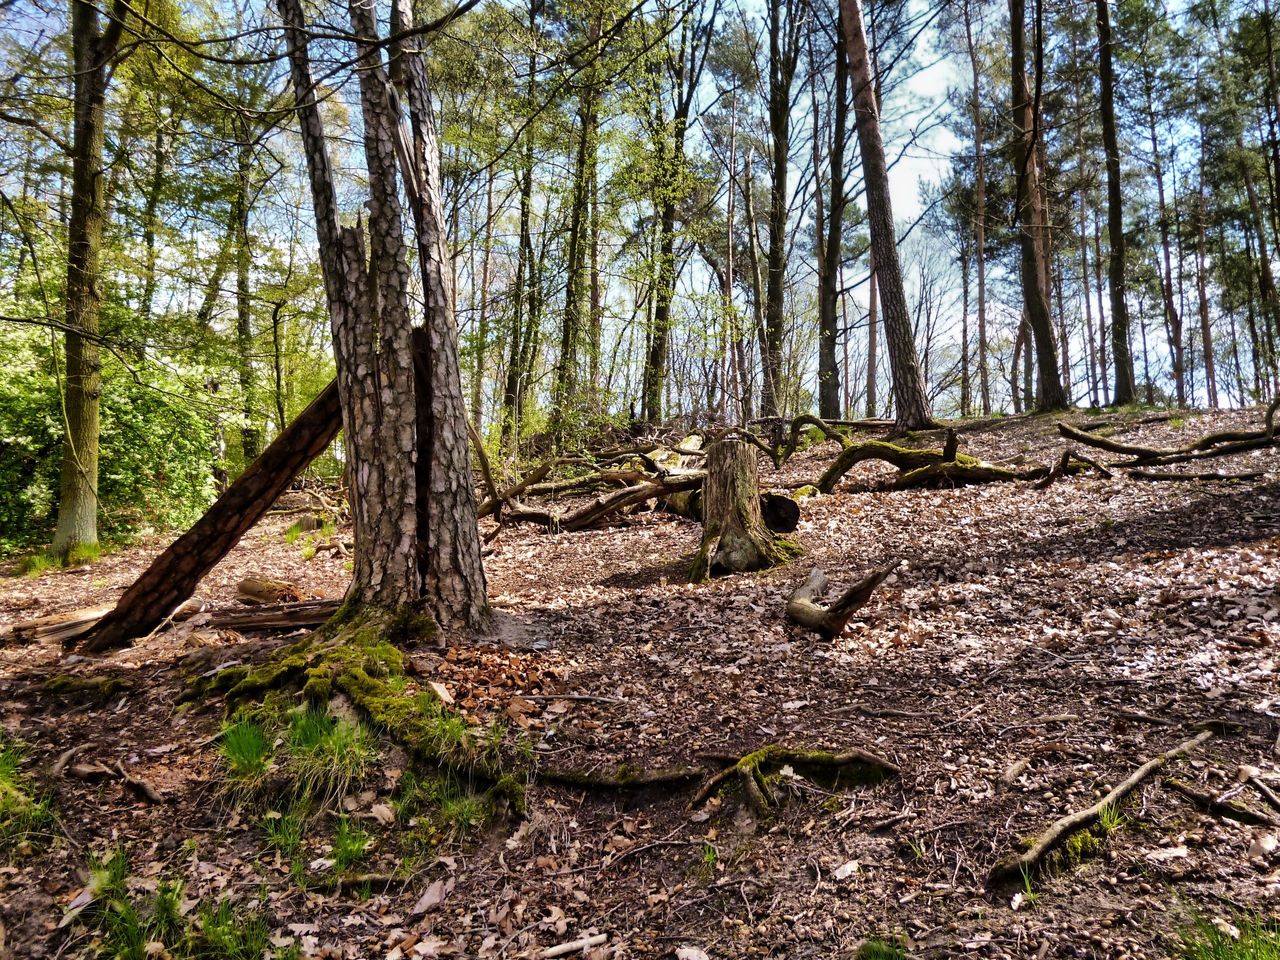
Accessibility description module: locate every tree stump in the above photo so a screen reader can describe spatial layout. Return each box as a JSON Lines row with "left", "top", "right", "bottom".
{"left": 689, "top": 439, "right": 798, "bottom": 582}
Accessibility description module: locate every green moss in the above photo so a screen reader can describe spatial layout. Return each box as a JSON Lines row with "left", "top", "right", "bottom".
{"left": 792, "top": 485, "right": 820, "bottom": 500}
{"left": 0, "top": 736, "right": 54, "bottom": 860}
{"left": 42, "top": 674, "right": 129, "bottom": 701}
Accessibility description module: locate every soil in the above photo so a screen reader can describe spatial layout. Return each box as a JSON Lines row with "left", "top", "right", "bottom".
{"left": 1, "top": 407, "right": 1278, "bottom": 959}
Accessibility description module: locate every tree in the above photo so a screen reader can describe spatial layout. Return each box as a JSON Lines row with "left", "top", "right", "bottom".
{"left": 1096, "top": 0, "right": 1137, "bottom": 405}
{"left": 1008, "top": 0, "right": 1067, "bottom": 410}
{"left": 51, "top": 0, "right": 131, "bottom": 563}
{"left": 840, "top": 0, "right": 934, "bottom": 431}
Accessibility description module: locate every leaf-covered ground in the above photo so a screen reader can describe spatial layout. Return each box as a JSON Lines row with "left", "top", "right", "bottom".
{"left": 2, "top": 408, "right": 1278, "bottom": 959}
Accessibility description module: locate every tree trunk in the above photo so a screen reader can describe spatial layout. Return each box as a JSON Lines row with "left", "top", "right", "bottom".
{"left": 817, "top": 9, "right": 848, "bottom": 421}
{"left": 1096, "top": 0, "right": 1136, "bottom": 404}
{"left": 52, "top": 0, "right": 129, "bottom": 563}
{"left": 1145, "top": 80, "right": 1185, "bottom": 406}
{"left": 389, "top": 0, "right": 489, "bottom": 628}
{"left": 234, "top": 139, "right": 261, "bottom": 462}
{"left": 1009, "top": 0, "right": 1066, "bottom": 411}
{"left": 865, "top": 248, "right": 878, "bottom": 418}
{"left": 1196, "top": 157, "right": 1219, "bottom": 408}
{"left": 79, "top": 381, "right": 342, "bottom": 651}
{"left": 841, "top": 0, "right": 933, "bottom": 431}
{"left": 689, "top": 439, "right": 794, "bottom": 582}
{"left": 964, "top": 0, "right": 990, "bottom": 416}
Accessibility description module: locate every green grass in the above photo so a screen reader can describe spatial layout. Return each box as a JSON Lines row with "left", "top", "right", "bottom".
{"left": 286, "top": 706, "right": 377, "bottom": 805}
{"left": 262, "top": 807, "right": 305, "bottom": 857}
{"left": 0, "top": 735, "right": 55, "bottom": 859}
{"left": 1096, "top": 802, "right": 1125, "bottom": 836}
{"left": 77, "top": 848, "right": 294, "bottom": 960}
{"left": 856, "top": 939, "right": 910, "bottom": 959}
{"left": 332, "top": 814, "right": 369, "bottom": 871}
{"left": 219, "top": 719, "right": 273, "bottom": 785}
{"left": 1177, "top": 916, "right": 1280, "bottom": 959}
{"left": 284, "top": 521, "right": 305, "bottom": 544}
{"left": 16, "top": 551, "right": 56, "bottom": 578}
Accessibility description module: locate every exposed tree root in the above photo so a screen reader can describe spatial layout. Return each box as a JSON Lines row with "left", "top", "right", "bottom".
{"left": 538, "top": 766, "right": 707, "bottom": 790}
{"left": 688, "top": 744, "right": 899, "bottom": 814}
{"left": 1164, "top": 777, "right": 1278, "bottom": 827}
{"left": 987, "top": 730, "right": 1213, "bottom": 888}
{"left": 785, "top": 565, "right": 897, "bottom": 638}
{"left": 1057, "top": 397, "right": 1280, "bottom": 468}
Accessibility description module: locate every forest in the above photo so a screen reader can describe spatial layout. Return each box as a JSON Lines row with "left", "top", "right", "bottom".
{"left": 1, "top": 0, "right": 1280, "bottom": 954}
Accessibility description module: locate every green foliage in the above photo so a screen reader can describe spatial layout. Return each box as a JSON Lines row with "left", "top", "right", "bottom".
{"left": 856, "top": 939, "right": 910, "bottom": 960}
{"left": 286, "top": 706, "right": 377, "bottom": 804}
{"left": 0, "top": 735, "right": 55, "bottom": 860}
{"left": 0, "top": 331, "right": 217, "bottom": 553}
{"left": 219, "top": 720, "right": 272, "bottom": 784}
{"left": 1176, "top": 915, "right": 1280, "bottom": 959}
{"left": 332, "top": 814, "right": 369, "bottom": 871}
{"left": 79, "top": 847, "right": 288, "bottom": 960}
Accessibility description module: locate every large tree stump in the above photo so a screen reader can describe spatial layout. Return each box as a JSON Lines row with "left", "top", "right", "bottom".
{"left": 689, "top": 439, "right": 798, "bottom": 582}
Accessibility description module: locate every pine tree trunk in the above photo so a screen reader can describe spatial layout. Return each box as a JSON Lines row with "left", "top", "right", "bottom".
{"left": 841, "top": 0, "right": 933, "bottom": 431}
{"left": 79, "top": 381, "right": 342, "bottom": 651}
{"left": 817, "top": 10, "right": 848, "bottom": 421}
{"left": 689, "top": 439, "right": 793, "bottom": 582}
{"left": 964, "top": 0, "right": 991, "bottom": 416}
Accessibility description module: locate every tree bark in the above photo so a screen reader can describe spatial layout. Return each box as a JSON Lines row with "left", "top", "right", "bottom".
{"left": 1096, "top": 0, "right": 1136, "bottom": 404}
{"left": 1009, "top": 0, "right": 1066, "bottom": 410}
{"left": 52, "top": 0, "right": 129, "bottom": 562}
{"left": 817, "top": 9, "right": 848, "bottom": 421}
{"left": 841, "top": 0, "right": 934, "bottom": 431}
{"left": 963, "top": 0, "right": 991, "bottom": 416}
{"left": 79, "top": 381, "right": 342, "bottom": 651}
{"left": 689, "top": 439, "right": 793, "bottom": 582}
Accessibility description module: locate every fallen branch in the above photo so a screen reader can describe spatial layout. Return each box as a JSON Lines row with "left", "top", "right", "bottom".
{"left": 505, "top": 473, "right": 705, "bottom": 532}
{"left": 1165, "top": 777, "right": 1277, "bottom": 827}
{"left": 541, "top": 934, "right": 608, "bottom": 959}
{"left": 987, "top": 729, "right": 1213, "bottom": 887}
{"left": 785, "top": 565, "right": 896, "bottom": 639}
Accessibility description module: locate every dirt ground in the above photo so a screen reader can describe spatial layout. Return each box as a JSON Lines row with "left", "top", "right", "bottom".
{"left": 1, "top": 408, "right": 1278, "bottom": 959}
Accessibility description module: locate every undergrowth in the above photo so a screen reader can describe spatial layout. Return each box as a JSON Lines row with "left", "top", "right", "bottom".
{"left": 1176, "top": 915, "right": 1280, "bottom": 960}
{"left": 0, "top": 734, "right": 55, "bottom": 859}
{"left": 76, "top": 847, "right": 298, "bottom": 960}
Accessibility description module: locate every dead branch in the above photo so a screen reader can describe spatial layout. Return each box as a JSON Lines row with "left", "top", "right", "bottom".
{"left": 987, "top": 729, "right": 1214, "bottom": 887}
{"left": 785, "top": 565, "right": 896, "bottom": 639}
{"left": 1164, "top": 777, "right": 1277, "bottom": 826}
{"left": 689, "top": 744, "right": 899, "bottom": 814}
{"left": 779, "top": 415, "right": 851, "bottom": 464}
{"left": 504, "top": 473, "right": 705, "bottom": 532}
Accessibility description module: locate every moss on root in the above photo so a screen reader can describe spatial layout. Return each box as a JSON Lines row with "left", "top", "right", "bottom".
{"left": 42, "top": 674, "right": 130, "bottom": 702}
{"left": 187, "top": 606, "right": 524, "bottom": 823}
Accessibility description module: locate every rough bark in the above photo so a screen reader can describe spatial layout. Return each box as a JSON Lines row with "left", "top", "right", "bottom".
{"left": 389, "top": 0, "right": 489, "bottom": 628}
{"left": 817, "top": 10, "right": 848, "bottom": 421}
{"left": 689, "top": 439, "right": 795, "bottom": 582}
{"left": 841, "top": 0, "right": 934, "bottom": 431}
{"left": 1096, "top": 0, "right": 1136, "bottom": 405}
{"left": 78, "top": 381, "right": 342, "bottom": 650}
{"left": 963, "top": 0, "right": 991, "bottom": 416}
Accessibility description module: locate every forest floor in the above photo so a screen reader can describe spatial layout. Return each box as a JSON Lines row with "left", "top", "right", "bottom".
{"left": 1, "top": 407, "right": 1279, "bottom": 960}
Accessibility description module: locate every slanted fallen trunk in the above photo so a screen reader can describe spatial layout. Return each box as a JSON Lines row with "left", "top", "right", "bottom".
{"left": 689, "top": 439, "right": 798, "bottom": 582}
{"left": 785, "top": 565, "right": 895, "bottom": 638}
{"left": 78, "top": 381, "right": 343, "bottom": 652}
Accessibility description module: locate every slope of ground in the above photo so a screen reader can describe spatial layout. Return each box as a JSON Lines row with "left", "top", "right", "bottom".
{"left": 1, "top": 407, "right": 1278, "bottom": 959}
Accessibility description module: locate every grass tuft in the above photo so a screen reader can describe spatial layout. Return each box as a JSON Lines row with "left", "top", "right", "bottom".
{"left": 856, "top": 939, "right": 910, "bottom": 959}
{"left": 219, "top": 719, "right": 273, "bottom": 784}
{"left": 286, "top": 706, "right": 377, "bottom": 805}
{"left": 0, "top": 735, "right": 55, "bottom": 859}
{"left": 332, "top": 814, "right": 369, "bottom": 871}
{"left": 1177, "top": 915, "right": 1280, "bottom": 960}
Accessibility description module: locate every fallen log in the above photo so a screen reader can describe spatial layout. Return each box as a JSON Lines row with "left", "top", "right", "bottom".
{"left": 77, "top": 380, "right": 343, "bottom": 652}
{"left": 7, "top": 597, "right": 341, "bottom": 646}
{"left": 504, "top": 473, "right": 705, "bottom": 532}
{"left": 987, "top": 729, "right": 1213, "bottom": 888}
{"left": 236, "top": 576, "right": 303, "bottom": 605}
{"left": 785, "top": 565, "right": 896, "bottom": 639}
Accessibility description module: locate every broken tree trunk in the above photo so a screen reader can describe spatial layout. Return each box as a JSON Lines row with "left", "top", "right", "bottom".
{"left": 689, "top": 439, "right": 798, "bottom": 582}
{"left": 78, "top": 380, "right": 342, "bottom": 652}
{"left": 785, "top": 564, "right": 896, "bottom": 639}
